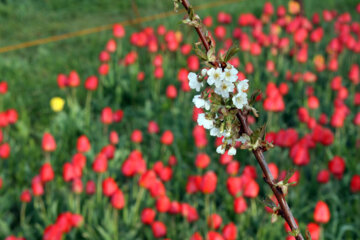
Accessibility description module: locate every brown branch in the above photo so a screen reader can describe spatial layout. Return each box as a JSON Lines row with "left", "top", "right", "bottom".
{"left": 180, "top": 0, "right": 211, "bottom": 52}
{"left": 178, "top": 1, "right": 304, "bottom": 239}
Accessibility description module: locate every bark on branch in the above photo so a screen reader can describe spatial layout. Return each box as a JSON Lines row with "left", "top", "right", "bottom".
{"left": 178, "top": 1, "right": 304, "bottom": 239}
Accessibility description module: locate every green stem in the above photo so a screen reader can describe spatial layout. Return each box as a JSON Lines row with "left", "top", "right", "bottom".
{"left": 114, "top": 209, "right": 119, "bottom": 239}
{"left": 97, "top": 174, "right": 103, "bottom": 203}
{"left": 20, "top": 202, "right": 26, "bottom": 225}
{"left": 131, "top": 187, "right": 145, "bottom": 224}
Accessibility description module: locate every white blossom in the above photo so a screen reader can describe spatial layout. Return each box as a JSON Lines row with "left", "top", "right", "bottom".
{"left": 192, "top": 95, "right": 205, "bottom": 108}
{"left": 188, "top": 72, "right": 203, "bottom": 91}
{"left": 237, "top": 79, "right": 249, "bottom": 93}
{"left": 224, "top": 67, "right": 238, "bottom": 83}
{"left": 201, "top": 68, "right": 208, "bottom": 76}
{"left": 210, "top": 127, "right": 221, "bottom": 137}
{"left": 197, "top": 113, "right": 214, "bottom": 130}
{"left": 228, "top": 147, "right": 237, "bottom": 155}
{"left": 237, "top": 136, "right": 248, "bottom": 144}
{"left": 215, "top": 80, "right": 235, "bottom": 98}
{"left": 204, "top": 100, "right": 211, "bottom": 111}
{"left": 216, "top": 145, "right": 226, "bottom": 154}
{"left": 232, "top": 92, "right": 248, "bottom": 109}
{"left": 207, "top": 68, "right": 224, "bottom": 86}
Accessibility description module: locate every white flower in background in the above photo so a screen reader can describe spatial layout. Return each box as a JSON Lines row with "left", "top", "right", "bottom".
{"left": 188, "top": 72, "right": 203, "bottom": 91}
{"left": 207, "top": 68, "right": 224, "bottom": 86}
{"left": 215, "top": 80, "right": 235, "bottom": 98}
{"left": 197, "top": 113, "right": 214, "bottom": 130}
{"left": 224, "top": 67, "right": 238, "bottom": 83}
{"left": 228, "top": 147, "right": 237, "bottom": 155}
{"left": 232, "top": 92, "right": 248, "bottom": 109}
{"left": 237, "top": 79, "right": 249, "bottom": 93}
{"left": 192, "top": 95, "right": 205, "bottom": 108}
{"left": 216, "top": 145, "right": 226, "bottom": 154}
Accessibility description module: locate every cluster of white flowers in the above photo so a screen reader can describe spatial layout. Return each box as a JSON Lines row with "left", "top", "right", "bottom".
{"left": 188, "top": 63, "right": 250, "bottom": 156}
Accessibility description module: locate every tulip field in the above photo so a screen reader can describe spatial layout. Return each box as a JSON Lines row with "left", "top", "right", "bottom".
{"left": 0, "top": 0, "right": 360, "bottom": 239}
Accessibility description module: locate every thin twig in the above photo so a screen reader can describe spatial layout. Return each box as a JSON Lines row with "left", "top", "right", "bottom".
{"left": 178, "top": 1, "right": 304, "bottom": 239}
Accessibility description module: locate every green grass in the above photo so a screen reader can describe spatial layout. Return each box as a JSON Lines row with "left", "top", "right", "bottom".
{"left": 0, "top": 0, "right": 359, "bottom": 239}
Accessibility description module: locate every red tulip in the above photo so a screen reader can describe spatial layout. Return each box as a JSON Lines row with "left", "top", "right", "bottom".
{"left": 203, "top": 16, "right": 213, "bottom": 27}
{"left": 234, "top": 196, "right": 247, "bottom": 214}
{"left": 201, "top": 171, "right": 217, "bottom": 194}
{"left": 40, "top": 163, "right": 55, "bottom": 183}
{"left": 141, "top": 208, "right": 156, "bottom": 225}
{"left": 85, "top": 181, "right": 96, "bottom": 195}
{"left": 72, "top": 153, "right": 86, "bottom": 169}
{"left": 72, "top": 178, "right": 83, "bottom": 194}
{"left": 111, "top": 189, "right": 125, "bottom": 209}
{"left": 151, "top": 221, "right": 167, "bottom": 238}
{"left": 76, "top": 135, "right": 91, "bottom": 153}
{"left": 84, "top": 76, "right": 98, "bottom": 91}
{"left": 0, "top": 143, "right": 10, "bottom": 159}
{"left": 207, "top": 213, "right": 222, "bottom": 230}
{"left": 222, "top": 222, "right": 237, "bottom": 240}
{"left": 148, "top": 121, "right": 159, "bottom": 134}
{"left": 42, "top": 133, "right": 56, "bottom": 152}
{"left": 187, "top": 55, "right": 199, "bottom": 71}
{"left": 109, "top": 131, "right": 119, "bottom": 145}
{"left": 328, "top": 156, "right": 345, "bottom": 179}
{"left": 92, "top": 153, "right": 108, "bottom": 173}
{"left": 131, "top": 130, "right": 143, "bottom": 143}
{"left": 350, "top": 175, "right": 360, "bottom": 193}
{"left": 207, "top": 231, "right": 224, "bottom": 240}
{"left": 166, "top": 85, "right": 177, "bottom": 99}
{"left": 195, "top": 153, "right": 210, "bottom": 169}
{"left": 268, "top": 163, "right": 279, "bottom": 179}
{"left": 99, "top": 51, "right": 110, "bottom": 62}
{"left": 68, "top": 71, "right": 80, "bottom": 87}
{"left": 156, "top": 195, "right": 171, "bottom": 213}
{"left": 214, "top": 26, "right": 226, "bottom": 40}
{"left": 20, "top": 189, "right": 32, "bottom": 203}
{"left": 243, "top": 179, "right": 259, "bottom": 198}
{"left": 226, "top": 161, "right": 240, "bottom": 175}
{"left": 307, "top": 223, "right": 321, "bottom": 240}
{"left": 98, "top": 63, "right": 109, "bottom": 75}
{"left": 106, "top": 39, "right": 116, "bottom": 53}
{"left": 0, "top": 81, "right": 8, "bottom": 94}
{"left": 113, "top": 23, "right": 125, "bottom": 38}
{"left": 102, "top": 177, "right": 118, "bottom": 196}
{"left": 314, "top": 201, "right": 330, "bottom": 223}
{"left": 190, "top": 232, "right": 203, "bottom": 240}
{"left": 317, "top": 170, "right": 330, "bottom": 184}
{"left": 101, "top": 107, "right": 113, "bottom": 125}
{"left": 308, "top": 96, "right": 319, "bottom": 109}
{"left": 63, "top": 163, "right": 75, "bottom": 182}
{"left": 160, "top": 130, "right": 174, "bottom": 145}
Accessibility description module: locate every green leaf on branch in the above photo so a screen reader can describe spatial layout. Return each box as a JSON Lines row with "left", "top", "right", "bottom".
{"left": 283, "top": 169, "right": 296, "bottom": 184}
{"left": 194, "top": 44, "right": 207, "bottom": 61}
{"left": 289, "top": 229, "right": 300, "bottom": 237}
{"left": 249, "top": 89, "right": 261, "bottom": 106}
{"left": 262, "top": 196, "right": 277, "bottom": 209}
{"left": 207, "top": 47, "right": 216, "bottom": 62}
{"left": 224, "top": 45, "right": 240, "bottom": 62}
{"left": 305, "top": 229, "right": 313, "bottom": 240}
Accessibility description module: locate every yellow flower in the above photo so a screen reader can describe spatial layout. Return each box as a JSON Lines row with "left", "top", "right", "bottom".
{"left": 288, "top": 1, "right": 300, "bottom": 15}
{"left": 50, "top": 97, "right": 65, "bottom": 112}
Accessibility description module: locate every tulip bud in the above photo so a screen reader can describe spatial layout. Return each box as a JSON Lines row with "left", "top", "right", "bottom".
{"left": 313, "top": 201, "right": 330, "bottom": 223}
